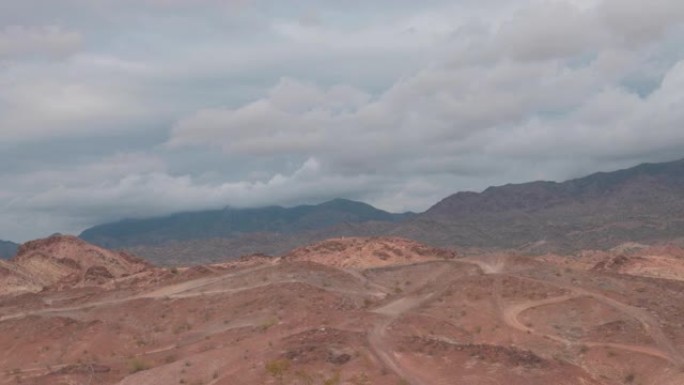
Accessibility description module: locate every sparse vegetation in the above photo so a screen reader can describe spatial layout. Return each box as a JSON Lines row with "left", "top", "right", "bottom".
{"left": 294, "top": 370, "right": 315, "bottom": 385}
{"left": 128, "top": 358, "right": 150, "bottom": 373}
{"left": 322, "top": 372, "right": 341, "bottom": 385}
{"left": 349, "top": 373, "right": 370, "bottom": 385}
{"left": 174, "top": 322, "right": 192, "bottom": 334}
{"left": 265, "top": 359, "right": 290, "bottom": 384}
{"left": 260, "top": 317, "right": 279, "bottom": 332}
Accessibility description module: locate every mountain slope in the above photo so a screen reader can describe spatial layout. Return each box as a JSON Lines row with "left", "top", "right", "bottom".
{"left": 400, "top": 158, "right": 684, "bottom": 252}
{"left": 81, "top": 199, "right": 411, "bottom": 249}
{"left": 0, "top": 240, "right": 18, "bottom": 259}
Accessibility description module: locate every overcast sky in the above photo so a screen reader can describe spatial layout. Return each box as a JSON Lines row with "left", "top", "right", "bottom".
{"left": 1, "top": 0, "right": 684, "bottom": 241}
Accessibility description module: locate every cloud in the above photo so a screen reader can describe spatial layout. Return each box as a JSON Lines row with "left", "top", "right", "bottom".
{"left": 0, "top": 155, "right": 382, "bottom": 240}
{"left": 169, "top": 0, "right": 684, "bottom": 160}
{"left": 0, "top": 25, "right": 82, "bottom": 59}
{"left": 495, "top": 1, "right": 606, "bottom": 61}
{"left": 168, "top": 78, "right": 370, "bottom": 156}
{"left": 0, "top": 79, "right": 149, "bottom": 142}
{"left": 598, "top": 0, "right": 684, "bottom": 45}
{"left": 2, "top": 0, "right": 684, "bottom": 241}
{"left": 164, "top": 0, "right": 684, "bottom": 220}
{"left": 170, "top": 52, "right": 683, "bottom": 177}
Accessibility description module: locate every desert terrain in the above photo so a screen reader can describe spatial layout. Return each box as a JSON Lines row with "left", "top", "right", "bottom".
{"left": 1, "top": 235, "right": 683, "bottom": 385}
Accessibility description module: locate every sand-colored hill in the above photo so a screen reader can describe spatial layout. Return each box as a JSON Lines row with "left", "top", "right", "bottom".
{"left": 593, "top": 253, "right": 684, "bottom": 281}
{"left": 0, "top": 260, "right": 43, "bottom": 295}
{"left": 0, "top": 235, "right": 150, "bottom": 295}
{"left": 283, "top": 237, "right": 457, "bottom": 269}
{"left": 537, "top": 244, "right": 684, "bottom": 282}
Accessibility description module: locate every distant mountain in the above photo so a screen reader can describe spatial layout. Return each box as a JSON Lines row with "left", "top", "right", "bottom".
{"left": 396, "top": 158, "right": 684, "bottom": 252}
{"left": 85, "top": 158, "right": 684, "bottom": 265}
{"left": 81, "top": 199, "right": 413, "bottom": 249}
{"left": 0, "top": 240, "right": 18, "bottom": 259}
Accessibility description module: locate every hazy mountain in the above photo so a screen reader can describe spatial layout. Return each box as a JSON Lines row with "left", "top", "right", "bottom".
{"left": 86, "top": 158, "right": 684, "bottom": 264}
{"left": 397, "top": 158, "right": 684, "bottom": 252}
{"left": 81, "top": 198, "right": 413, "bottom": 249}
{"left": 0, "top": 240, "right": 18, "bottom": 259}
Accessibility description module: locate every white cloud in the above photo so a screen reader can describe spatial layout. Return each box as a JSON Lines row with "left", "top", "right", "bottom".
{"left": 495, "top": 1, "right": 606, "bottom": 61}
{"left": 169, "top": 78, "right": 374, "bottom": 157}
{"left": 0, "top": 79, "right": 148, "bottom": 141}
{"left": 598, "top": 0, "right": 684, "bottom": 45}
{"left": 0, "top": 25, "right": 82, "bottom": 59}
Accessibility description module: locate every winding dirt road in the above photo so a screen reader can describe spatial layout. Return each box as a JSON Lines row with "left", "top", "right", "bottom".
{"left": 501, "top": 293, "right": 678, "bottom": 364}
{"left": 458, "top": 255, "right": 683, "bottom": 366}
{"left": 0, "top": 263, "right": 386, "bottom": 323}
{"left": 366, "top": 264, "right": 457, "bottom": 385}
{"left": 369, "top": 294, "right": 433, "bottom": 385}
{"left": 510, "top": 275, "right": 684, "bottom": 366}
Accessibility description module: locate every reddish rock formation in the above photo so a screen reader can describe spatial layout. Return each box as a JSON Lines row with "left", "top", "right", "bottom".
{"left": 0, "top": 235, "right": 150, "bottom": 295}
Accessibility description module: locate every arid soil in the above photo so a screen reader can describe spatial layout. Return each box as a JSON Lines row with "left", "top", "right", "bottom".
{"left": 1, "top": 236, "right": 684, "bottom": 385}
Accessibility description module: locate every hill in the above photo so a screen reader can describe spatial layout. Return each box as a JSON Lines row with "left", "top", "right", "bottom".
{"left": 0, "top": 234, "right": 150, "bottom": 295}
{"left": 0, "top": 240, "right": 18, "bottom": 259}
{"left": 81, "top": 199, "right": 412, "bottom": 249}
{"left": 283, "top": 237, "right": 457, "bottom": 269}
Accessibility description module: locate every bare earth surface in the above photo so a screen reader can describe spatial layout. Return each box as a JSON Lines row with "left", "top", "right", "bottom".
{"left": 1, "top": 236, "right": 684, "bottom": 385}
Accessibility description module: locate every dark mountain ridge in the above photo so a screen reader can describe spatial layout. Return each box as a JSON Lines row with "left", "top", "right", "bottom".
{"left": 427, "top": 158, "right": 684, "bottom": 217}
{"left": 406, "top": 158, "right": 684, "bottom": 251}
{"left": 81, "top": 198, "right": 413, "bottom": 249}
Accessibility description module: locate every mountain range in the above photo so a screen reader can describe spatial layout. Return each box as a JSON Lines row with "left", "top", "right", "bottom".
{"left": 397, "top": 158, "right": 684, "bottom": 252}
{"left": 81, "top": 198, "right": 412, "bottom": 248}
{"left": 0, "top": 240, "right": 18, "bottom": 259}
{"left": 79, "top": 158, "right": 684, "bottom": 265}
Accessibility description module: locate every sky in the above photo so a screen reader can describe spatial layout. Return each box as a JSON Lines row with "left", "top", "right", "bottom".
{"left": 1, "top": 0, "right": 684, "bottom": 242}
